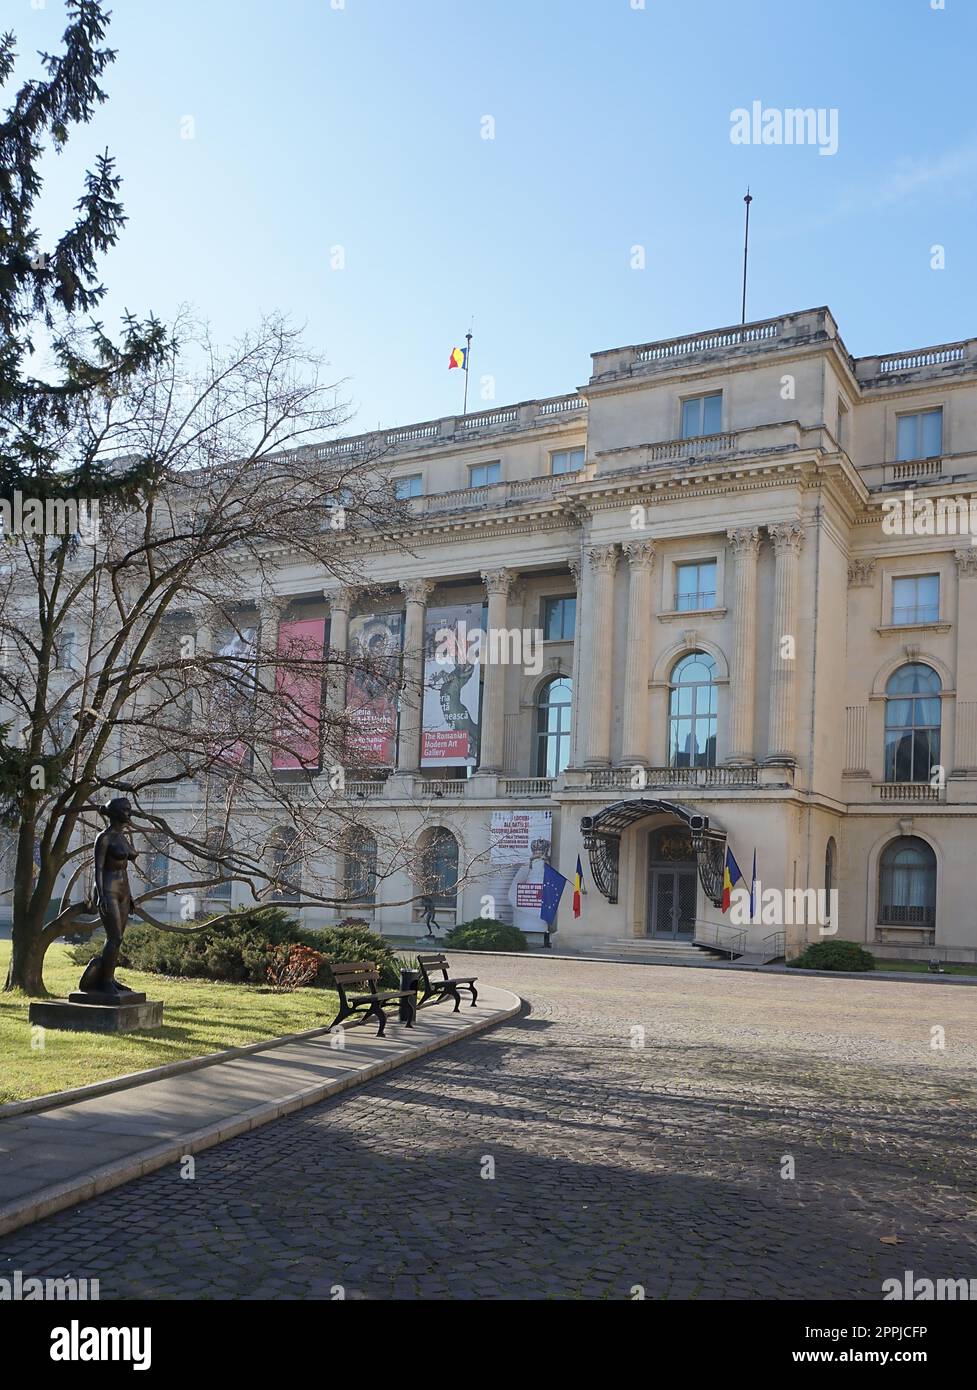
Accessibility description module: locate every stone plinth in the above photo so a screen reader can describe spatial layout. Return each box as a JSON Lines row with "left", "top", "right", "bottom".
{"left": 29, "top": 999, "right": 164, "bottom": 1034}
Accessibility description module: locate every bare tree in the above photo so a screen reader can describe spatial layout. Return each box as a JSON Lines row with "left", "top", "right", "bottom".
{"left": 1, "top": 314, "right": 486, "bottom": 993}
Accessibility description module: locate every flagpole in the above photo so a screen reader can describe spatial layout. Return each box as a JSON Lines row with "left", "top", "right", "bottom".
{"left": 740, "top": 188, "right": 753, "bottom": 325}
{"left": 462, "top": 329, "right": 473, "bottom": 417}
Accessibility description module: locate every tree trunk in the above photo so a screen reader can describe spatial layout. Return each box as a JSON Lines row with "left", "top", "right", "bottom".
{"left": 4, "top": 923, "right": 49, "bottom": 996}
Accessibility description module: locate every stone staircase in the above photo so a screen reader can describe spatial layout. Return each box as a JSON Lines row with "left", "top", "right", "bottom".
{"left": 607, "top": 938, "right": 713, "bottom": 965}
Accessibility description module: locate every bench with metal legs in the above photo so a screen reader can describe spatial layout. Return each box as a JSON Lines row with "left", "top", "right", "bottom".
{"left": 328, "top": 960, "right": 417, "bottom": 1038}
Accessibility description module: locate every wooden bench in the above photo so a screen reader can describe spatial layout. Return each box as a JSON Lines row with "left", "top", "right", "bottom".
{"left": 416, "top": 953, "right": 478, "bottom": 1012}
{"left": 327, "top": 960, "right": 417, "bottom": 1037}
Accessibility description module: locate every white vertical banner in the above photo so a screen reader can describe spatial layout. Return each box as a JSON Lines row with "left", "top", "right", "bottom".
{"left": 489, "top": 809, "right": 553, "bottom": 930}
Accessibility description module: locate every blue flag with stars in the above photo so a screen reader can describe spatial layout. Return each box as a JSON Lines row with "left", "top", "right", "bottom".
{"left": 540, "top": 863, "right": 569, "bottom": 925}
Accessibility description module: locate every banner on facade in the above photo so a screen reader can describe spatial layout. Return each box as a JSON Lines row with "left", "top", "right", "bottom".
{"left": 273, "top": 617, "right": 326, "bottom": 770}
{"left": 488, "top": 809, "right": 554, "bottom": 931}
{"left": 211, "top": 627, "right": 258, "bottom": 766}
{"left": 421, "top": 603, "right": 482, "bottom": 768}
{"left": 345, "top": 612, "right": 403, "bottom": 766}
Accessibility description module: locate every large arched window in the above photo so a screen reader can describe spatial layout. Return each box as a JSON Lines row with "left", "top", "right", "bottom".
{"left": 268, "top": 826, "right": 302, "bottom": 902}
{"left": 668, "top": 652, "right": 717, "bottom": 768}
{"left": 884, "top": 663, "right": 941, "bottom": 783}
{"left": 345, "top": 828, "right": 377, "bottom": 905}
{"left": 878, "top": 836, "right": 936, "bottom": 927}
{"left": 535, "top": 677, "right": 572, "bottom": 776}
{"left": 418, "top": 826, "right": 460, "bottom": 921}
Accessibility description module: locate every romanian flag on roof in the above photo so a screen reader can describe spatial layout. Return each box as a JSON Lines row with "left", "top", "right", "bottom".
{"left": 448, "top": 345, "right": 468, "bottom": 371}
{"left": 722, "top": 846, "right": 745, "bottom": 914}
{"left": 573, "top": 854, "right": 584, "bottom": 918}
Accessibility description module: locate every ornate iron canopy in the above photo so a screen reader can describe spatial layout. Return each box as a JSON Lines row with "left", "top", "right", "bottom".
{"left": 581, "top": 798, "right": 727, "bottom": 907}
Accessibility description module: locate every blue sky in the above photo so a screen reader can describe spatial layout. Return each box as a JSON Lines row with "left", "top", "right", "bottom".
{"left": 13, "top": 0, "right": 977, "bottom": 432}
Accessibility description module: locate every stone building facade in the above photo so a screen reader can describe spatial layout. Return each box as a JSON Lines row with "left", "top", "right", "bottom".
{"left": 6, "top": 306, "right": 977, "bottom": 961}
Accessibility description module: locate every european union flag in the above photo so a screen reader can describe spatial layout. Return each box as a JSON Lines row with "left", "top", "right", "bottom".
{"left": 540, "top": 863, "right": 569, "bottom": 925}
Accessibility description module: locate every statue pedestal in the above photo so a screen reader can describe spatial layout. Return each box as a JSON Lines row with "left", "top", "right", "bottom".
{"left": 29, "top": 998, "right": 164, "bottom": 1034}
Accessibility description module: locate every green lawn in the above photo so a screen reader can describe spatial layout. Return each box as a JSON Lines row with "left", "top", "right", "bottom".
{"left": 874, "top": 956, "right": 977, "bottom": 976}
{"left": 0, "top": 943, "right": 338, "bottom": 1106}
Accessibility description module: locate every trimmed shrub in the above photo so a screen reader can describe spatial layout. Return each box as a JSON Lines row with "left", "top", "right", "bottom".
{"left": 66, "top": 907, "right": 399, "bottom": 988}
{"left": 443, "top": 918, "right": 527, "bottom": 953}
{"left": 309, "top": 922, "right": 400, "bottom": 989}
{"left": 789, "top": 939, "right": 876, "bottom": 972}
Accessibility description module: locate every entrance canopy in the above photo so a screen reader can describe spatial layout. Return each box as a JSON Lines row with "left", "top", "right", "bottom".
{"left": 581, "top": 798, "right": 727, "bottom": 907}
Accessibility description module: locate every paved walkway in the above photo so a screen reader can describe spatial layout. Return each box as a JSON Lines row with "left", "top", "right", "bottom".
{"left": 1, "top": 956, "right": 975, "bottom": 1299}
{"left": 0, "top": 984, "right": 518, "bottom": 1237}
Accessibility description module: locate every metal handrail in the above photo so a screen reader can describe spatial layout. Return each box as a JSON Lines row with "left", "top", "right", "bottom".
{"left": 692, "top": 920, "right": 748, "bottom": 959}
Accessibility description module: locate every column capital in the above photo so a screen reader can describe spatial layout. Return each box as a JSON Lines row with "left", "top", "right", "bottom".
{"left": 768, "top": 521, "right": 805, "bottom": 554}
{"left": 623, "top": 539, "right": 657, "bottom": 571}
{"left": 400, "top": 577, "right": 435, "bottom": 605}
{"left": 726, "top": 527, "right": 761, "bottom": 556}
{"left": 481, "top": 567, "right": 515, "bottom": 597}
{"left": 847, "top": 558, "right": 877, "bottom": 588}
{"left": 955, "top": 547, "right": 977, "bottom": 576}
{"left": 324, "top": 585, "right": 360, "bottom": 612}
{"left": 587, "top": 543, "right": 619, "bottom": 574}
{"left": 568, "top": 556, "right": 582, "bottom": 584}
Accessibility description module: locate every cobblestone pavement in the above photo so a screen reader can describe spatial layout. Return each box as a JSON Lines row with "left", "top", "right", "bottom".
{"left": 2, "top": 957, "right": 976, "bottom": 1300}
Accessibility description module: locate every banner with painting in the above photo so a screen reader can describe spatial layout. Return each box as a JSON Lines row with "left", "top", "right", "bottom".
{"left": 421, "top": 603, "right": 482, "bottom": 768}
{"left": 345, "top": 612, "right": 403, "bottom": 766}
{"left": 211, "top": 627, "right": 258, "bottom": 766}
{"left": 273, "top": 617, "right": 326, "bottom": 770}
{"left": 488, "top": 809, "right": 554, "bottom": 932}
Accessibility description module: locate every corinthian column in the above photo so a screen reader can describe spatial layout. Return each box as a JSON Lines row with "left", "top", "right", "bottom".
{"left": 766, "top": 522, "right": 804, "bottom": 764}
{"left": 479, "top": 568, "right": 513, "bottom": 772}
{"left": 620, "top": 541, "right": 656, "bottom": 765}
{"left": 725, "top": 527, "right": 761, "bottom": 764}
{"left": 324, "top": 587, "right": 357, "bottom": 720}
{"left": 397, "top": 578, "right": 434, "bottom": 772}
{"left": 584, "top": 544, "right": 619, "bottom": 767}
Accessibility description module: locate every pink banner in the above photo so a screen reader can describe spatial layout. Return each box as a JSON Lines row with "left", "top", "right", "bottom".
{"left": 273, "top": 618, "right": 326, "bottom": 770}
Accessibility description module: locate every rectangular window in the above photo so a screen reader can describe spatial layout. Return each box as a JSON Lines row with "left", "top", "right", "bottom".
{"left": 896, "top": 409, "right": 942, "bottom": 462}
{"left": 681, "top": 393, "right": 722, "bottom": 439}
{"left": 837, "top": 397, "right": 849, "bottom": 451}
{"left": 542, "top": 596, "right": 576, "bottom": 641}
{"left": 56, "top": 631, "right": 76, "bottom": 670}
{"left": 892, "top": 574, "right": 940, "bottom": 626}
{"left": 469, "top": 461, "right": 501, "bottom": 488}
{"left": 551, "top": 447, "right": 585, "bottom": 475}
{"left": 394, "top": 474, "right": 423, "bottom": 499}
{"left": 674, "top": 560, "right": 717, "bottom": 612}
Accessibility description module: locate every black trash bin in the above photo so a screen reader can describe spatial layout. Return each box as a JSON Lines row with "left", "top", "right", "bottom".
{"left": 399, "top": 967, "right": 420, "bottom": 1023}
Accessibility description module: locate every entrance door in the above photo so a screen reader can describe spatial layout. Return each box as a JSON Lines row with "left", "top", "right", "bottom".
{"left": 648, "top": 867, "right": 698, "bottom": 939}
{"left": 646, "top": 826, "right": 698, "bottom": 940}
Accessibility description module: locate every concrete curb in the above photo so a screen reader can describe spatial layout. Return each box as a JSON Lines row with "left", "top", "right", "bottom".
{"left": 0, "top": 1018, "right": 349, "bottom": 1122}
{"left": 0, "top": 988, "right": 522, "bottom": 1239}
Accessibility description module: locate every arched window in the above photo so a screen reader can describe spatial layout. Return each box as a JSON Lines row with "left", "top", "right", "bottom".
{"left": 878, "top": 836, "right": 936, "bottom": 927}
{"left": 668, "top": 652, "right": 717, "bottom": 767}
{"left": 884, "top": 663, "right": 941, "bottom": 783}
{"left": 535, "top": 677, "right": 572, "bottom": 777}
{"left": 268, "top": 826, "right": 302, "bottom": 902}
{"left": 345, "top": 828, "right": 377, "bottom": 905}
{"left": 418, "top": 826, "right": 460, "bottom": 921}
{"left": 824, "top": 836, "right": 837, "bottom": 932}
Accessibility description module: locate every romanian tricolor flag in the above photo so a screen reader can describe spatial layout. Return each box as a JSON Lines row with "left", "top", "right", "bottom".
{"left": 448, "top": 345, "right": 468, "bottom": 371}
{"left": 573, "top": 854, "right": 584, "bottom": 918}
{"left": 722, "top": 846, "right": 745, "bottom": 913}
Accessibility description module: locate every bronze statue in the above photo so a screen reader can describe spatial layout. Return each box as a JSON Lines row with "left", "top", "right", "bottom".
{"left": 77, "top": 797, "right": 141, "bottom": 997}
